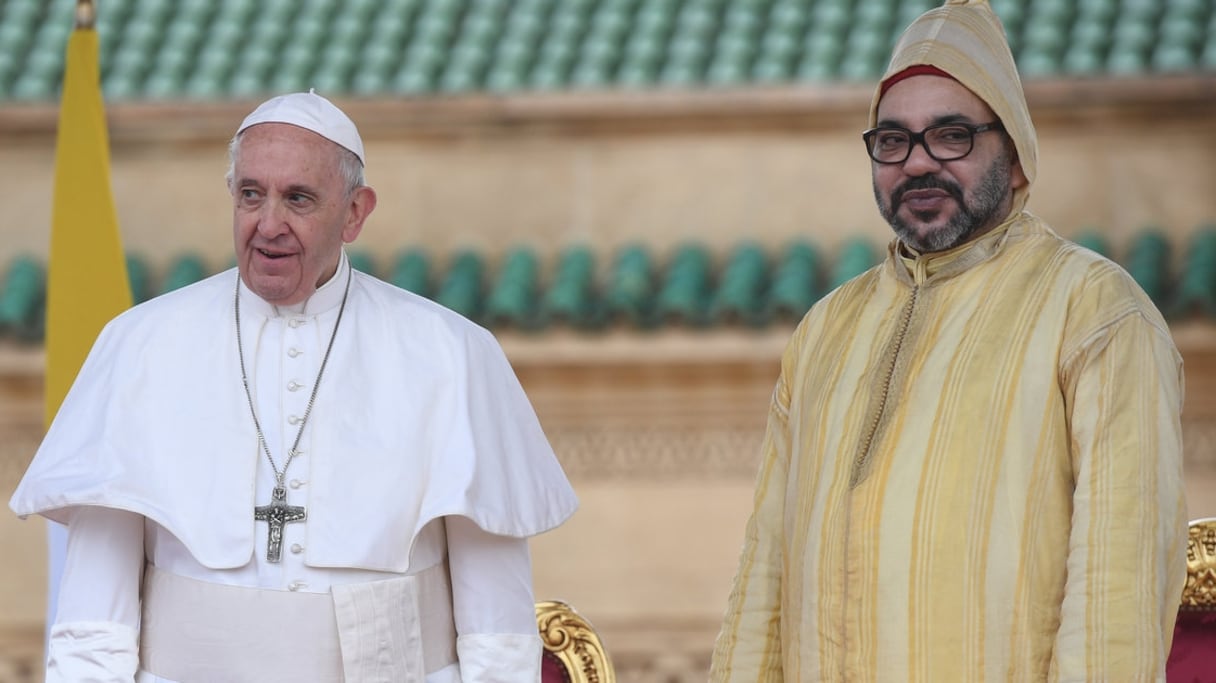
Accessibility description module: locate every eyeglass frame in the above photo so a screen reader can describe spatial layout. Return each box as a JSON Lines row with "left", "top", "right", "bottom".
{"left": 861, "top": 121, "right": 1005, "bottom": 164}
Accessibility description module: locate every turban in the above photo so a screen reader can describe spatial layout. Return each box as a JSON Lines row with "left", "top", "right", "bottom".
{"left": 869, "top": 0, "right": 1037, "bottom": 206}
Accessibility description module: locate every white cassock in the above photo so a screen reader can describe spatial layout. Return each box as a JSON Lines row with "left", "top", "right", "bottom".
{"left": 10, "top": 251, "right": 579, "bottom": 683}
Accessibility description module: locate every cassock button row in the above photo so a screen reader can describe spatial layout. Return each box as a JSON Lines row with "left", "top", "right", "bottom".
{"left": 287, "top": 381, "right": 303, "bottom": 392}
{"left": 289, "top": 479, "right": 304, "bottom": 489}
{"left": 288, "top": 348, "right": 302, "bottom": 358}
{"left": 290, "top": 543, "right": 303, "bottom": 554}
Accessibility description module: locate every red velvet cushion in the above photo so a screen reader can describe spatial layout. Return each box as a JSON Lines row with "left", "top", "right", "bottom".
{"left": 1167, "top": 610, "right": 1216, "bottom": 683}
{"left": 541, "top": 651, "right": 571, "bottom": 683}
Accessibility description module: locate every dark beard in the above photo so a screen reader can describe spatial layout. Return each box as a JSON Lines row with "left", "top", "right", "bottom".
{"left": 874, "top": 152, "right": 1012, "bottom": 253}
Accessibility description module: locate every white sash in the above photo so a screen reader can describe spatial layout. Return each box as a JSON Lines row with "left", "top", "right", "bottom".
{"left": 140, "top": 561, "right": 457, "bottom": 682}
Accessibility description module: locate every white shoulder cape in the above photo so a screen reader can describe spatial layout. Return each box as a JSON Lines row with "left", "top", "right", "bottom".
{"left": 10, "top": 268, "right": 578, "bottom": 572}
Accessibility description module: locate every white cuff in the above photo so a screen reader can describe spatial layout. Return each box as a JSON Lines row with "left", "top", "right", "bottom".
{"left": 456, "top": 633, "right": 542, "bottom": 683}
{"left": 46, "top": 620, "right": 140, "bottom": 683}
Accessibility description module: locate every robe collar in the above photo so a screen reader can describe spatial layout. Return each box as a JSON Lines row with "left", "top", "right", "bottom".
{"left": 237, "top": 250, "right": 351, "bottom": 319}
{"left": 888, "top": 212, "right": 1032, "bottom": 287}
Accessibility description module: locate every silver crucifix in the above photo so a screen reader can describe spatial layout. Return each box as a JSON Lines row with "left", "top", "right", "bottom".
{"left": 254, "top": 485, "right": 306, "bottom": 563}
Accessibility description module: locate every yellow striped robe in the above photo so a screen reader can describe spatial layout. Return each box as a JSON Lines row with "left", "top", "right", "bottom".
{"left": 711, "top": 213, "right": 1188, "bottom": 682}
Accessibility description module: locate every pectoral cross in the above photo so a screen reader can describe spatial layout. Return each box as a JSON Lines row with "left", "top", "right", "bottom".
{"left": 254, "top": 485, "right": 306, "bottom": 563}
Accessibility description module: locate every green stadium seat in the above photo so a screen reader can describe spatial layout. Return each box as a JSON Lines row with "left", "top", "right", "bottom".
{"left": 216, "top": 0, "right": 257, "bottom": 23}
{"left": 175, "top": 0, "right": 214, "bottom": 24}
{"left": 769, "top": 240, "right": 821, "bottom": 320}
{"left": 1154, "top": 45, "right": 1198, "bottom": 72}
{"left": 345, "top": 251, "right": 376, "bottom": 278}
{"left": 710, "top": 242, "right": 770, "bottom": 327}
{"left": 760, "top": 30, "right": 800, "bottom": 63}
{"left": 1, "top": 1, "right": 40, "bottom": 26}
{"left": 183, "top": 75, "right": 225, "bottom": 100}
{"left": 622, "top": 34, "right": 664, "bottom": 66}
{"left": 655, "top": 243, "right": 712, "bottom": 326}
{"left": 604, "top": 244, "right": 657, "bottom": 327}
{"left": 389, "top": 248, "right": 432, "bottom": 297}
{"left": 571, "top": 65, "right": 612, "bottom": 89}
{"left": 1062, "top": 47, "right": 1104, "bottom": 75}
{"left": 542, "top": 246, "right": 600, "bottom": 328}
{"left": 126, "top": 254, "right": 151, "bottom": 304}
{"left": 753, "top": 57, "right": 794, "bottom": 82}
{"left": 1168, "top": 225, "right": 1216, "bottom": 317}
{"left": 1071, "top": 229, "right": 1111, "bottom": 257}
{"left": 0, "top": 23, "right": 33, "bottom": 60}
{"left": 617, "top": 63, "right": 658, "bottom": 87}
{"left": 706, "top": 61, "right": 749, "bottom": 86}
{"left": 160, "top": 253, "right": 208, "bottom": 294}
{"left": 770, "top": 2, "right": 809, "bottom": 32}
{"left": 1019, "top": 49, "right": 1061, "bottom": 77}
{"left": 1076, "top": 0, "right": 1118, "bottom": 20}
{"left": 0, "top": 256, "right": 45, "bottom": 337}
{"left": 1165, "top": 0, "right": 1208, "bottom": 17}
{"left": 436, "top": 251, "right": 485, "bottom": 321}
{"left": 21, "top": 46, "right": 63, "bottom": 84}
{"left": 1023, "top": 21, "right": 1067, "bottom": 56}
{"left": 831, "top": 238, "right": 878, "bottom": 288}
{"left": 486, "top": 66, "right": 527, "bottom": 92}
{"left": 1125, "top": 228, "right": 1171, "bottom": 308}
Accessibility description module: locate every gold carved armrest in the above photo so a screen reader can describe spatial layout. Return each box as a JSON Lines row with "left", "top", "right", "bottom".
{"left": 1182, "top": 517, "right": 1216, "bottom": 611}
{"left": 536, "top": 600, "right": 616, "bottom": 683}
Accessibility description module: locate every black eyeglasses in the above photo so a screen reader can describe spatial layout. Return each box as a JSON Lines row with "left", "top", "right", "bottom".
{"left": 862, "top": 121, "right": 1005, "bottom": 164}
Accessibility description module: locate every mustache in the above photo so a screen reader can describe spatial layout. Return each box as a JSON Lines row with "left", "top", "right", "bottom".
{"left": 892, "top": 175, "right": 964, "bottom": 207}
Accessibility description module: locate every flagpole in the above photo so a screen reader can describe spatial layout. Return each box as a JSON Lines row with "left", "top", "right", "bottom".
{"left": 75, "top": 0, "right": 95, "bottom": 29}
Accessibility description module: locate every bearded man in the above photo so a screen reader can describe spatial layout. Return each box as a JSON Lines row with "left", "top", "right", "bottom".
{"left": 710, "top": 1, "right": 1188, "bottom": 680}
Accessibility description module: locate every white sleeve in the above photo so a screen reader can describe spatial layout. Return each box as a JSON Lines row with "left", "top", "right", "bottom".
{"left": 445, "top": 515, "right": 542, "bottom": 683}
{"left": 46, "top": 506, "right": 145, "bottom": 683}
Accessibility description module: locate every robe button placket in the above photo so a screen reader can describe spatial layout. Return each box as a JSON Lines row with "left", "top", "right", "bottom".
{"left": 288, "top": 415, "right": 302, "bottom": 426}
{"left": 288, "top": 318, "right": 305, "bottom": 329}
{"left": 287, "top": 381, "right": 303, "bottom": 392}
{"left": 289, "top": 479, "right": 304, "bottom": 489}
{"left": 290, "top": 543, "right": 303, "bottom": 554}
{"left": 288, "top": 347, "right": 302, "bottom": 358}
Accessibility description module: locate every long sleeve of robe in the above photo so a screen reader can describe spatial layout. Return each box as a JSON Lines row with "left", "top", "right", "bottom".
{"left": 47, "top": 509, "right": 540, "bottom": 683}
{"left": 710, "top": 215, "right": 1188, "bottom": 683}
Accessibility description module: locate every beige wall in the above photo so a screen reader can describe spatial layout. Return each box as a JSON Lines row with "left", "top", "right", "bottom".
{"left": 1, "top": 78, "right": 1213, "bottom": 277}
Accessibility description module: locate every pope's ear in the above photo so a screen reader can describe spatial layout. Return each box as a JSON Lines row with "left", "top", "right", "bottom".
{"left": 342, "top": 186, "right": 377, "bottom": 243}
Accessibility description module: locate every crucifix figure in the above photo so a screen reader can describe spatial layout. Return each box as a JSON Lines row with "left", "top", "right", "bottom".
{"left": 254, "top": 485, "right": 306, "bottom": 563}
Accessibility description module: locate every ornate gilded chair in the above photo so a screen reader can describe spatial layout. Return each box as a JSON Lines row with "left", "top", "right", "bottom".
{"left": 535, "top": 600, "right": 616, "bottom": 683}
{"left": 1167, "top": 517, "right": 1216, "bottom": 682}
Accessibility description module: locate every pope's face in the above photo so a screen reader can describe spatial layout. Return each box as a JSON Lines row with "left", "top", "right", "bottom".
{"left": 230, "top": 123, "right": 374, "bottom": 306}
{"left": 871, "top": 75, "right": 1027, "bottom": 253}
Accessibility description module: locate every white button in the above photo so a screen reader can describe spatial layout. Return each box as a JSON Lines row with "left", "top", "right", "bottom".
{"left": 289, "top": 479, "right": 305, "bottom": 489}
{"left": 288, "top": 415, "right": 302, "bottom": 425}
{"left": 287, "top": 381, "right": 303, "bottom": 391}
{"left": 288, "top": 348, "right": 302, "bottom": 358}
{"left": 288, "top": 319, "right": 305, "bottom": 328}
{"left": 290, "top": 543, "right": 303, "bottom": 554}
{"left": 288, "top": 581, "right": 306, "bottom": 592}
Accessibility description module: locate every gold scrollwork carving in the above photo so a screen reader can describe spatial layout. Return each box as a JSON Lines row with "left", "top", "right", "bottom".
{"left": 536, "top": 600, "right": 615, "bottom": 683}
{"left": 1182, "top": 517, "right": 1216, "bottom": 611}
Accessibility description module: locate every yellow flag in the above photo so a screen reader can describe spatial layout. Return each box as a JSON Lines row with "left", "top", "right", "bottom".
{"left": 44, "top": 21, "right": 132, "bottom": 426}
